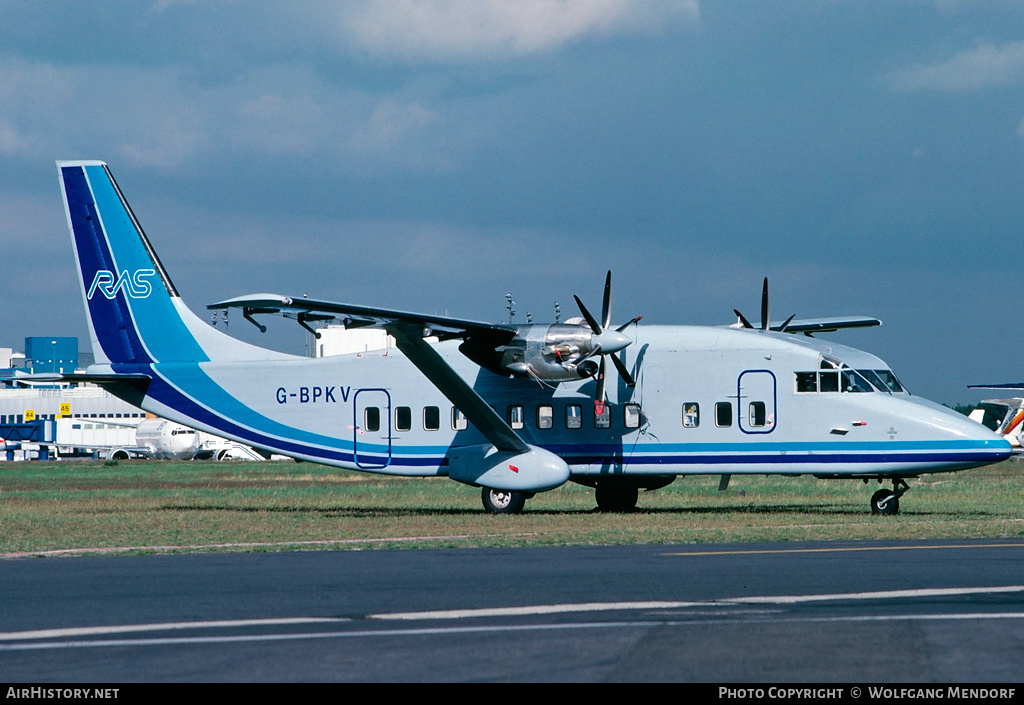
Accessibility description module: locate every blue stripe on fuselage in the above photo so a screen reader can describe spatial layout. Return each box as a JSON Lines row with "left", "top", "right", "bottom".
{"left": 127, "top": 360, "right": 1011, "bottom": 472}
{"left": 134, "top": 364, "right": 354, "bottom": 463}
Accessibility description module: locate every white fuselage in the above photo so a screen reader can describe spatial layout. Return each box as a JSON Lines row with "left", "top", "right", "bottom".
{"left": 121, "top": 325, "right": 1008, "bottom": 481}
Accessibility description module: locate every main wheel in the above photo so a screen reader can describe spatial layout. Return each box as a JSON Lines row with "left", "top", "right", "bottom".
{"left": 481, "top": 488, "right": 527, "bottom": 514}
{"left": 870, "top": 488, "right": 900, "bottom": 515}
{"left": 595, "top": 484, "right": 639, "bottom": 512}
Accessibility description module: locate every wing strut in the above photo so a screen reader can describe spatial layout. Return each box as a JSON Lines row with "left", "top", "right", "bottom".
{"left": 385, "top": 323, "right": 528, "bottom": 455}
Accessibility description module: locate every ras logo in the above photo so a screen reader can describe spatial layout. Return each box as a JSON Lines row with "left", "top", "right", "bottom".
{"left": 87, "top": 269, "right": 156, "bottom": 300}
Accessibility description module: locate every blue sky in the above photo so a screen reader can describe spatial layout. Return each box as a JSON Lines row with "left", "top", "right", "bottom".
{"left": 1, "top": 1, "right": 1022, "bottom": 403}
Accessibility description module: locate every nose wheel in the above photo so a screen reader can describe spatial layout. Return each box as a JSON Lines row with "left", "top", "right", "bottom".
{"left": 870, "top": 479, "right": 908, "bottom": 515}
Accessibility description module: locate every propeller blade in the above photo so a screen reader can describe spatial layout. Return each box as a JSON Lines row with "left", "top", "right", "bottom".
{"left": 616, "top": 315, "right": 642, "bottom": 333}
{"left": 610, "top": 353, "right": 636, "bottom": 388}
{"left": 778, "top": 313, "right": 796, "bottom": 333}
{"left": 761, "top": 277, "right": 769, "bottom": 331}
{"left": 601, "top": 270, "right": 612, "bottom": 330}
{"left": 733, "top": 309, "right": 754, "bottom": 329}
{"left": 574, "top": 295, "right": 603, "bottom": 336}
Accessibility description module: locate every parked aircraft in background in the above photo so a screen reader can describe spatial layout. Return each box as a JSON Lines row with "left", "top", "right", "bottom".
{"left": 967, "top": 382, "right": 1024, "bottom": 451}
{"left": 53, "top": 416, "right": 270, "bottom": 461}
{"left": 46, "top": 161, "right": 1011, "bottom": 515}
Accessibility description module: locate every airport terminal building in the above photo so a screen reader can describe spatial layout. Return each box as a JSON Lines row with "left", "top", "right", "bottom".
{"left": 0, "top": 337, "right": 147, "bottom": 425}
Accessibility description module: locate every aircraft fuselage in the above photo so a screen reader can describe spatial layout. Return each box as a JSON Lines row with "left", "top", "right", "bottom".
{"left": 118, "top": 324, "right": 1007, "bottom": 482}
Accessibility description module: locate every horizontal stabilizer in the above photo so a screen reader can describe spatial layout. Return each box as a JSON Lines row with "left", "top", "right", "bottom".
{"left": 11, "top": 370, "right": 152, "bottom": 385}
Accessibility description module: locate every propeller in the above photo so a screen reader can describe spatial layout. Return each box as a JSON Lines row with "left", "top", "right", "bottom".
{"left": 733, "top": 277, "right": 795, "bottom": 333}
{"left": 573, "top": 271, "right": 642, "bottom": 413}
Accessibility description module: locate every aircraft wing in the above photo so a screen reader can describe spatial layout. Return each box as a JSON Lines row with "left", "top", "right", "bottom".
{"left": 775, "top": 316, "right": 881, "bottom": 334}
{"left": 386, "top": 323, "right": 528, "bottom": 454}
{"left": 968, "top": 383, "right": 1024, "bottom": 390}
{"left": 209, "top": 294, "right": 528, "bottom": 453}
{"left": 208, "top": 293, "right": 518, "bottom": 344}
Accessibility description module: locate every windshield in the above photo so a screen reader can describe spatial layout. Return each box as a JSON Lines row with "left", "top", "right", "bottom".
{"left": 842, "top": 370, "right": 875, "bottom": 393}
{"left": 858, "top": 369, "right": 904, "bottom": 393}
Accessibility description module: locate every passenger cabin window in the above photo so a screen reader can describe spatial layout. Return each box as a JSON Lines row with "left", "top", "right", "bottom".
{"left": 537, "top": 405, "right": 553, "bottom": 429}
{"left": 749, "top": 401, "right": 767, "bottom": 427}
{"left": 423, "top": 406, "right": 440, "bottom": 431}
{"left": 595, "top": 404, "right": 611, "bottom": 429}
{"left": 715, "top": 402, "right": 732, "bottom": 427}
{"left": 364, "top": 407, "right": 381, "bottom": 433}
{"left": 395, "top": 406, "right": 412, "bottom": 432}
{"left": 452, "top": 407, "right": 468, "bottom": 431}
{"left": 682, "top": 403, "right": 700, "bottom": 428}
{"left": 508, "top": 405, "right": 525, "bottom": 430}
{"left": 566, "top": 405, "right": 583, "bottom": 429}
{"left": 624, "top": 404, "right": 642, "bottom": 429}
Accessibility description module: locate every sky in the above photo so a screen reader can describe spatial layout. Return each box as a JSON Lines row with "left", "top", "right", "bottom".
{"left": 1, "top": 0, "right": 1023, "bottom": 405}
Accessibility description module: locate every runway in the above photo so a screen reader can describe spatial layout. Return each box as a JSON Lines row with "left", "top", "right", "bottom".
{"left": 3, "top": 540, "right": 1024, "bottom": 682}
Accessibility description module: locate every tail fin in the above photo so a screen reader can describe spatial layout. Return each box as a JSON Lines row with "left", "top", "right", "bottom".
{"left": 59, "top": 161, "right": 289, "bottom": 365}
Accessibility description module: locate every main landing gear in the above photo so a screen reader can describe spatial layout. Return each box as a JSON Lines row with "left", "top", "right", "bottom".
{"left": 870, "top": 478, "right": 909, "bottom": 515}
{"left": 595, "top": 483, "right": 639, "bottom": 512}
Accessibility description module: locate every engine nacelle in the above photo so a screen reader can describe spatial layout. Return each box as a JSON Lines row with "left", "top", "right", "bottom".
{"left": 446, "top": 444, "right": 570, "bottom": 492}
{"left": 461, "top": 323, "right": 606, "bottom": 383}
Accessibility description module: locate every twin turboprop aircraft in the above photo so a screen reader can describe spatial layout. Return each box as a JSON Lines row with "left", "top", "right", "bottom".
{"left": 54, "top": 160, "right": 1012, "bottom": 514}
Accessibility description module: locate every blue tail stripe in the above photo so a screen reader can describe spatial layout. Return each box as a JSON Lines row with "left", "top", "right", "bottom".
{"left": 84, "top": 164, "right": 210, "bottom": 363}
{"left": 63, "top": 165, "right": 152, "bottom": 364}
{"left": 64, "top": 163, "right": 211, "bottom": 364}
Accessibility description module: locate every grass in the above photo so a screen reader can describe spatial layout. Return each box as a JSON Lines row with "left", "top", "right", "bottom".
{"left": 1, "top": 458, "right": 1022, "bottom": 556}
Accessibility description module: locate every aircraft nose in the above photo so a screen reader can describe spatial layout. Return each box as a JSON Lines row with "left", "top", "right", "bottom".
{"left": 949, "top": 407, "right": 1014, "bottom": 461}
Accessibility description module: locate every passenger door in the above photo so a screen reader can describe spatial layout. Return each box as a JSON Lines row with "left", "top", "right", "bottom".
{"left": 353, "top": 388, "right": 392, "bottom": 468}
{"left": 737, "top": 370, "right": 776, "bottom": 434}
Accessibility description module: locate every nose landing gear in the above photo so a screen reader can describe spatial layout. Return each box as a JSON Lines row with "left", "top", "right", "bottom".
{"left": 481, "top": 487, "right": 529, "bottom": 514}
{"left": 870, "top": 478, "right": 909, "bottom": 515}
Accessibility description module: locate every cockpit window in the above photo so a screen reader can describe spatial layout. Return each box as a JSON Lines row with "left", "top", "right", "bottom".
{"left": 820, "top": 356, "right": 841, "bottom": 370}
{"left": 796, "top": 372, "right": 817, "bottom": 392}
{"left": 857, "top": 369, "right": 888, "bottom": 392}
{"left": 841, "top": 370, "right": 874, "bottom": 393}
{"left": 796, "top": 369, "right": 882, "bottom": 393}
{"left": 819, "top": 370, "right": 839, "bottom": 392}
{"left": 873, "top": 369, "right": 904, "bottom": 393}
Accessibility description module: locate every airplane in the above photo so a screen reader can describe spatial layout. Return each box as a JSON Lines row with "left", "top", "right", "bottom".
{"left": 967, "top": 381, "right": 1024, "bottom": 451}
{"left": 47, "top": 160, "right": 1012, "bottom": 516}
{"left": 55, "top": 416, "right": 270, "bottom": 461}
{"left": 966, "top": 398, "right": 1024, "bottom": 450}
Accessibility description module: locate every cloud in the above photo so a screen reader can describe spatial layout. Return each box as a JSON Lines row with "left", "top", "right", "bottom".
{"left": 0, "top": 58, "right": 455, "bottom": 174}
{"left": 332, "top": 0, "right": 699, "bottom": 62}
{"left": 889, "top": 40, "right": 1024, "bottom": 91}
